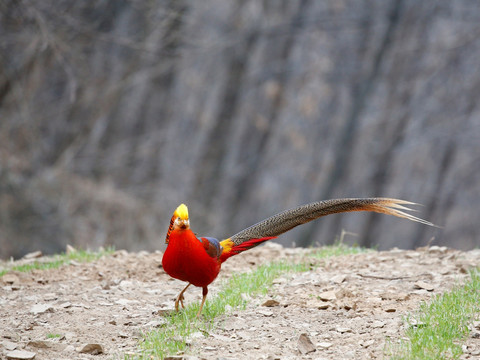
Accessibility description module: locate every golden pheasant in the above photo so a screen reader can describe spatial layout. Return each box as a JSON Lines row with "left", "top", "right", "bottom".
{"left": 162, "top": 198, "right": 433, "bottom": 316}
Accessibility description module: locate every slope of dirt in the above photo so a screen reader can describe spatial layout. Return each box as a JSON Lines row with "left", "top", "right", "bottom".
{"left": 1, "top": 243, "right": 479, "bottom": 359}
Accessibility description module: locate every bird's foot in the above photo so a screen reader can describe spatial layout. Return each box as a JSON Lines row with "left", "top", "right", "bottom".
{"left": 174, "top": 294, "right": 185, "bottom": 311}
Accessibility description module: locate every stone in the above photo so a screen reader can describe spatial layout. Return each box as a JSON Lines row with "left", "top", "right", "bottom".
{"left": 23, "top": 251, "right": 42, "bottom": 259}
{"left": 5, "top": 350, "right": 36, "bottom": 360}
{"left": 306, "top": 299, "right": 330, "bottom": 310}
{"left": 154, "top": 308, "right": 175, "bottom": 316}
{"left": 27, "top": 340, "right": 50, "bottom": 349}
{"left": 257, "top": 309, "right": 273, "bottom": 317}
{"left": 428, "top": 246, "right": 448, "bottom": 254}
{"left": 77, "top": 343, "right": 104, "bottom": 354}
{"left": 318, "top": 290, "right": 337, "bottom": 301}
{"left": 30, "top": 304, "right": 54, "bottom": 315}
{"left": 361, "top": 339, "right": 375, "bottom": 348}
{"left": 371, "top": 320, "right": 385, "bottom": 328}
{"left": 3, "top": 340, "right": 17, "bottom": 351}
{"left": 63, "top": 345, "right": 75, "bottom": 352}
{"left": 414, "top": 281, "right": 434, "bottom": 291}
{"left": 43, "top": 293, "right": 57, "bottom": 301}
{"left": 144, "top": 319, "right": 167, "bottom": 328}
{"left": 297, "top": 333, "right": 316, "bottom": 354}
{"left": 330, "top": 274, "right": 346, "bottom": 284}
{"left": 2, "top": 274, "right": 20, "bottom": 285}
{"left": 115, "top": 298, "right": 137, "bottom": 306}
{"left": 262, "top": 299, "right": 280, "bottom": 307}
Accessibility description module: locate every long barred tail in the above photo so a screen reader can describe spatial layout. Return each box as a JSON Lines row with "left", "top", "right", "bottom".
{"left": 219, "top": 198, "right": 434, "bottom": 258}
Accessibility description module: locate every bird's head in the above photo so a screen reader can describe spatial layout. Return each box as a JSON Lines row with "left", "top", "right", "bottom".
{"left": 173, "top": 203, "right": 190, "bottom": 228}
{"left": 165, "top": 203, "right": 190, "bottom": 244}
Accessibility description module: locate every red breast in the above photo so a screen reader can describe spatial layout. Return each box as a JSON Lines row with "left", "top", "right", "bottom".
{"left": 162, "top": 229, "right": 221, "bottom": 287}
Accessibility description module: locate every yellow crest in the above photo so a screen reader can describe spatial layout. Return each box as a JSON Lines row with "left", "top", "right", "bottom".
{"left": 174, "top": 203, "right": 189, "bottom": 220}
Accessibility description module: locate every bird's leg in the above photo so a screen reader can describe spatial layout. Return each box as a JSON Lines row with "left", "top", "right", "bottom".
{"left": 175, "top": 283, "right": 191, "bottom": 311}
{"left": 196, "top": 286, "right": 208, "bottom": 317}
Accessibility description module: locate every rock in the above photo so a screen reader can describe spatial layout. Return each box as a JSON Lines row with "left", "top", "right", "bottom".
{"left": 457, "top": 262, "right": 476, "bottom": 274}
{"left": 317, "top": 342, "right": 333, "bottom": 349}
{"left": 262, "top": 299, "right": 280, "bottom": 307}
{"left": 23, "top": 251, "right": 42, "bottom": 259}
{"left": 306, "top": 300, "right": 330, "bottom": 310}
{"left": 27, "top": 340, "right": 50, "bottom": 349}
{"left": 43, "top": 293, "right": 57, "bottom": 301}
{"left": 63, "top": 345, "right": 75, "bottom": 352}
{"left": 361, "top": 339, "right": 375, "bottom": 348}
{"left": 371, "top": 320, "right": 385, "bottom": 328}
{"left": 330, "top": 274, "right": 346, "bottom": 284}
{"left": 59, "top": 302, "right": 72, "bottom": 308}
{"left": 381, "top": 292, "right": 410, "bottom": 301}
{"left": 3, "top": 340, "right": 17, "bottom": 350}
{"left": 5, "top": 350, "right": 36, "bottom": 360}
{"left": 144, "top": 319, "right": 167, "bottom": 328}
{"left": 257, "top": 309, "right": 273, "bottom": 317}
{"left": 318, "top": 290, "right": 337, "bottom": 301}
{"left": 154, "top": 308, "right": 175, "bottom": 316}
{"left": 336, "top": 327, "right": 352, "bottom": 333}
{"left": 414, "top": 281, "right": 434, "bottom": 291}
{"left": 29, "top": 304, "right": 54, "bottom": 315}
{"left": 341, "top": 301, "right": 356, "bottom": 311}
{"left": 297, "top": 333, "right": 316, "bottom": 354}
{"left": 428, "top": 246, "right": 448, "bottom": 254}
{"left": 66, "top": 244, "right": 76, "bottom": 254}
{"left": 115, "top": 298, "right": 139, "bottom": 306}
{"left": 77, "top": 343, "right": 104, "bottom": 354}
{"left": 2, "top": 274, "right": 20, "bottom": 285}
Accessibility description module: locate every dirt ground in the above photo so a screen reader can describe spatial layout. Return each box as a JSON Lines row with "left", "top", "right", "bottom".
{"left": 1, "top": 243, "right": 479, "bottom": 360}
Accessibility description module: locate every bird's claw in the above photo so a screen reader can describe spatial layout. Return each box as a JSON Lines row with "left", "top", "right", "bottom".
{"left": 174, "top": 293, "right": 185, "bottom": 311}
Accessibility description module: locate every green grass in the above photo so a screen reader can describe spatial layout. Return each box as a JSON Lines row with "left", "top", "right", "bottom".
{"left": 46, "top": 333, "right": 62, "bottom": 339}
{"left": 0, "top": 247, "right": 115, "bottom": 277}
{"left": 137, "top": 243, "right": 367, "bottom": 359}
{"left": 309, "top": 241, "right": 368, "bottom": 259}
{"left": 388, "top": 269, "right": 480, "bottom": 360}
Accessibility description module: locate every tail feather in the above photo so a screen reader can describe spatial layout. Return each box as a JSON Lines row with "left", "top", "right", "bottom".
{"left": 228, "top": 198, "right": 435, "bottom": 246}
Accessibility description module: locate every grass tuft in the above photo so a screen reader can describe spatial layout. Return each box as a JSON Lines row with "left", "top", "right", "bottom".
{"left": 387, "top": 269, "right": 480, "bottom": 360}
{"left": 0, "top": 247, "right": 115, "bottom": 277}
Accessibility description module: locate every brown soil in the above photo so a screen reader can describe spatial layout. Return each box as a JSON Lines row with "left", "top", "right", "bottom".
{"left": 1, "top": 243, "right": 479, "bottom": 359}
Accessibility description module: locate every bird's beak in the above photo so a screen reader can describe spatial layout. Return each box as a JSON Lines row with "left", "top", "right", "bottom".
{"left": 176, "top": 218, "right": 190, "bottom": 230}
{"left": 180, "top": 219, "right": 190, "bottom": 229}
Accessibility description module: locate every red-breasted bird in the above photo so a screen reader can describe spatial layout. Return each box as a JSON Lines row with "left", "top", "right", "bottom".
{"left": 162, "top": 198, "right": 433, "bottom": 316}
